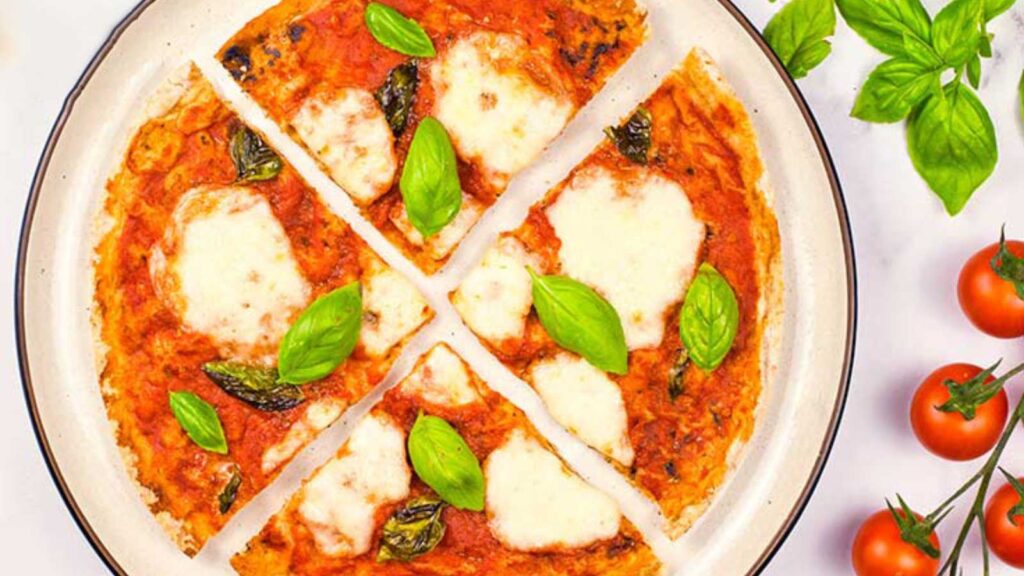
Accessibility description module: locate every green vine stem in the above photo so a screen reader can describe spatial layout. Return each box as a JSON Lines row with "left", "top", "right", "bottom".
{"left": 924, "top": 363, "right": 1024, "bottom": 576}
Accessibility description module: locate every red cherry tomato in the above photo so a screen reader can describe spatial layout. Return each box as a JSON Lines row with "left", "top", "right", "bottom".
{"left": 958, "top": 239, "right": 1024, "bottom": 338}
{"left": 852, "top": 509, "right": 940, "bottom": 576}
{"left": 910, "top": 363, "right": 1008, "bottom": 461}
{"left": 984, "top": 478, "right": 1024, "bottom": 568}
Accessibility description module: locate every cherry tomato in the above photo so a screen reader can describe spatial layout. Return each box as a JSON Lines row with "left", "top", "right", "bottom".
{"left": 910, "top": 363, "right": 1008, "bottom": 461}
{"left": 852, "top": 509, "right": 940, "bottom": 576}
{"left": 984, "top": 477, "right": 1024, "bottom": 568}
{"left": 958, "top": 239, "right": 1024, "bottom": 338}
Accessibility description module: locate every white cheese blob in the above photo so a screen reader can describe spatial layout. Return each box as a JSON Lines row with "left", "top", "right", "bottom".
{"left": 360, "top": 264, "right": 430, "bottom": 358}
{"left": 291, "top": 88, "right": 397, "bottom": 205}
{"left": 400, "top": 345, "right": 479, "bottom": 406}
{"left": 431, "top": 31, "right": 573, "bottom": 188}
{"left": 485, "top": 430, "right": 621, "bottom": 550}
{"left": 452, "top": 236, "right": 539, "bottom": 343}
{"left": 529, "top": 353, "right": 634, "bottom": 466}
{"left": 390, "top": 193, "right": 484, "bottom": 260}
{"left": 150, "top": 186, "right": 310, "bottom": 360}
{"left": 546, "top": 166, "right": 705, "bottom": 349}
{"left": 298, "top": 413, "right": 410, "bottom": 556}
{"left": 261, "top": 400, "right": 344, "bottom": 474}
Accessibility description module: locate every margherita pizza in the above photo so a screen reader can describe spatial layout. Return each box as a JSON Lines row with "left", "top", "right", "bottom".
{"left": 93, "top": 66, "right": 431, "bottom": 554}
{"left": 452, "top": 50, "right": 781, "bottom": 536}
{"left": 217, "top": 0, "right": 647, "bottom": 273}
{"left": 232, "top": 344, "right": 662, "bottom": 575}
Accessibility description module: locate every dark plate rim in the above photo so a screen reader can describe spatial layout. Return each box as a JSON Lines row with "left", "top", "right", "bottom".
{"left": 15, "top": 0, "right": 857, "bottom": 574}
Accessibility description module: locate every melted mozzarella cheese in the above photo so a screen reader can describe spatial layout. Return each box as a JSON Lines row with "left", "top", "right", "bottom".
{"left": 431, "top": 32, "right": 573, "bottom": 188}
{"left": 529, "top": 353, "right": 634, "bottom": 466}
{"left": 360, "top": 264, "right": 430, "bottom": 358}
{"left": 452, "top": 237, "right": 539, "bottom": 343}
{"left": 291, "top": 89, "right": 397, "bottom": 205}
{"left": 390, "top": 193, "right": 483, "bottom": 260}
{"left": 400, "top": 345, "right": 478, "bottom": 406}
{"left": 298, "top": 413, "right": 410, "bottom": 557}
{"left": 150, "top": 186, "right": 310, "bottom": 360}
{"left": 546, "top": 166, "right": 705, "bottom": 349}
{"left": 485, "top": 430, "right": 621, "bottom": 550}
{"left": 261, "top": 400, "right": 344, "bottom": 474}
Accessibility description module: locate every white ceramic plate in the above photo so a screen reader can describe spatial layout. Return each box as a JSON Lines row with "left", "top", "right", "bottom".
{"left": 17, "top": 0, "right": 855, "bottom": 574}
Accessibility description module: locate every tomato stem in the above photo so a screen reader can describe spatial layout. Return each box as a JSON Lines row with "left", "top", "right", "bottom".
{"left": 935, "top": 388, "right": 1024, "bottom": 575}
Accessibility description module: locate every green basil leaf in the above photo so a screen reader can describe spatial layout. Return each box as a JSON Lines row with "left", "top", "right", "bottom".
{"left": 906, "top": 81, "right": 997, "bottom": 215}
{"left": 604, "top": 107, "right": 652, "bottom": 164}
{"left": 763, "top": 0, "right": 836, "bottom": 79}
{"left": 835, "top": 0, "right": 933, "bottom": 56}
{"left": 229, "top": 125, "right": 283, "bottom": 182}
{"left": 851, "top": 58, "right": 941, "bottom": 123}
{"left": 407, "top": 414, "right": 484, "bottom": 511}
{"left": 528, "top": 269, "right": 628, "bottom": 375}
{"left": 984, "top": 0, "right": 1016, "bottom": 20}
{"left": 966, "top": 53, "right": 982, "bottom": 88}
{"left": 374, "top": 60, "right": 419, "bottom": 136}
{"left": 400, "top": 117, "right": 462, "bottom": 237}
{"left": 678, "top": 263, "right": 740, "bottom": 372}
{"left": 364, "top": 2, "right": 435, "bottom": 58}
{"left": 377, "top": 495, "right": 446, "bottom": 562}
{"left": 901, "top": 31, "right": 944, "bottom": 67}
{"left": 218, "top": 468, "right": 242, "bottom": 514}
{"left": 202, "top": 362, "right": 305, "bottom": 411}
{"left": 168, "top": 391, "right": 228, "bottom": 454}
{"left": 277, "top": 282, "right": 362, "bottom": 385}
{"left": 931, "top": 0, "right": 983, "bottom": 67}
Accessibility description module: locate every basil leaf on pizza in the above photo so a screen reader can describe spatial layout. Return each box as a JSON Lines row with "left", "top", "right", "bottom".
{"left": 377, "top": 495, "right": 447, "bottom": 562}
{"left": 679, "top": 263, "right": 740, "bottom": 371}
{"left": 364, "top": 2, "right": 436, "bottom": 57}
{"left": 407, "top": 414, "right": 485, "bottom": 511}
{"left": 528, "top": 269, "right": 628, "bottom": 375}
{"left": 375, "top": 60, "right": 419, "bottom": 136}
{"left": 202, "top": 362, "right": 305, "bottom": 411}
{"left": 277, "top": 282, "right": 363, "bottom": 385}
{"left": 229, "top": 125, "right": 282, "bottom": 182}
{"left": 168, "top": 391, "right": 228, "bottom": 454}
{"left": 400, "top": 117, "right": 462, "bottom": 237}
{"left": 605, "top": 107, "right": 652, "bottom": 164}
{"left": 218, "top": 468, "right": 243, "bottom": 514}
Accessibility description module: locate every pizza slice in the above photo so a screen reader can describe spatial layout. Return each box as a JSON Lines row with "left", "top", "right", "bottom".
{"left": 93, "top": 66, "right": 432, "bottom": 554}
{"left": 232, "top": 344, "right": 662, "bottom": 574}
{"left": 451, "top": 50, "right": 782, "bottom": 536}
{"left": 217, "top": 0, "right": 647, "bottom": 273}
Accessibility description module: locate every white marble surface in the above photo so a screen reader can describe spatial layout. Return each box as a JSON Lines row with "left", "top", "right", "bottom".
{"left": 1, "top": 0, "right": 1023, "bottom": 574}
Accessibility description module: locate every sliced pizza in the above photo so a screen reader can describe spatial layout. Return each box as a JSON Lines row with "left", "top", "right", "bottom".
{"left": 232, "top": 344, "right": 662, "bottom": 574}
{"left": 452, "top": 50, "right": 782, "bottom": 536}
{"left": 93, "top": 66, "right": 432, "bottom": 554}
{"left": 217, "top": 0, "right": 647, "bottom": 273}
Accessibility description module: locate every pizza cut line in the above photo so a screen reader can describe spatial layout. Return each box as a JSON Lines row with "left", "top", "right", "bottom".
{"left": 93, "top": 66, "right": 432, "bottom": 555}
{"left": 216, "top": 0, "right": 647, "bottom": 274}
{"left": 452, "top": 50, "right": 782, "bottom": 537}
{"left": 231, "top": 344, "right": 663, "bottom": 575}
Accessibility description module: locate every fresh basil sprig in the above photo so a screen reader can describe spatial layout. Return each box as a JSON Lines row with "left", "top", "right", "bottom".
{"left": 400, "top": 117, "right": 462, "bottom": 237}
{"left": 277, "top": 282, "right": 362, "bottom": 385}
{"left": 528, "top": 269, "right": 628, "bottom": 375}
{"left": 763, "top": 0, "right": 837, "bottom": 80}
{"left": 407, "top": 414, "right": 484, "bottom": 511}
{"left": 364, "top": 2, "right": 435, "bottom": 58}
{"left": 168, "top": 391, "right": 228, "bottom": 454}
{"left": 678, "top": 263, "right": 739, "bottom": 372}
{"left": 907, "top": 81, "right": 997, "bottom": 215}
